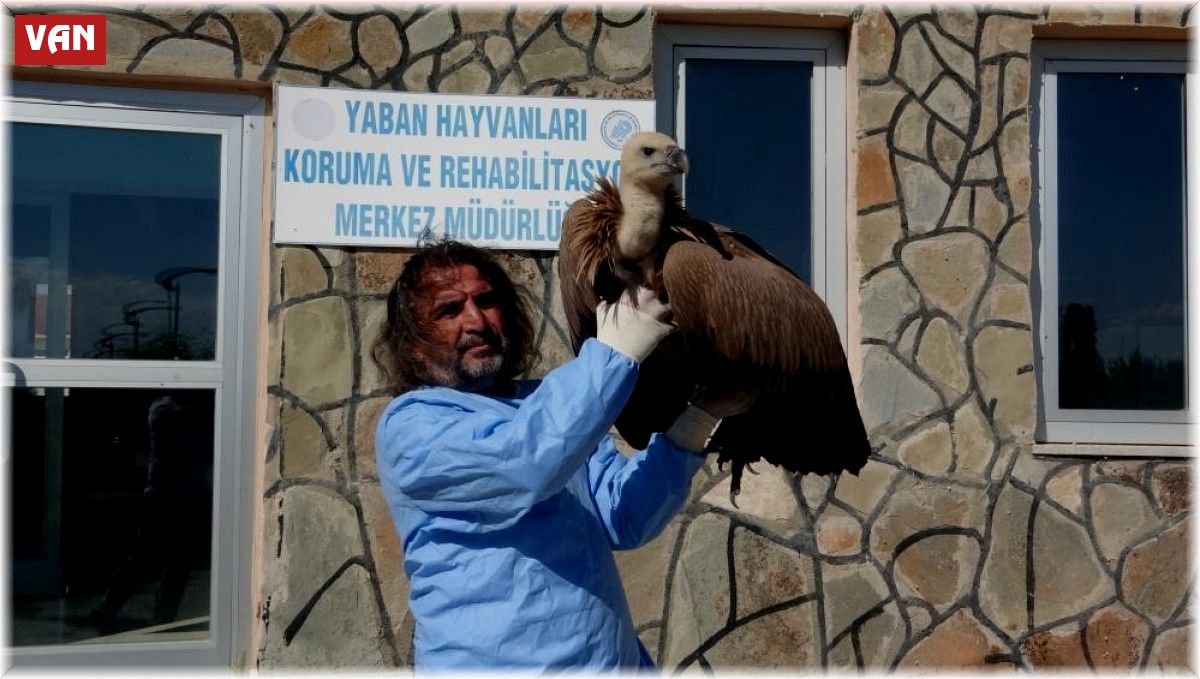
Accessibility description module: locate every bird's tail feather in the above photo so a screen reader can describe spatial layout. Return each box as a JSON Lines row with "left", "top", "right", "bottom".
{"left": 707, "top": 368, "right": 871, "bottom": 496}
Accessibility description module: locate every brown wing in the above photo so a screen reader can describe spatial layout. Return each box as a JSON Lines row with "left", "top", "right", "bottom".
{"left": 556, "top": 198, "right": 603, "bottom": 354}
{"left": 556, "top": 184, "right": 627, "bottom": 354}
{"left": 660, "top": 235, "right": 846, "bottom": 389}
{"left": 661, "top": 223, "right": 871, "bottom": 490}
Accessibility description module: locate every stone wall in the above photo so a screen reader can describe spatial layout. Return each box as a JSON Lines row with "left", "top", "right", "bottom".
{"left": 7, "top": 3, "right": 1191, "bottom": 671}
{"left": 849, "top": 5, "right": 1192, "bottom": 670}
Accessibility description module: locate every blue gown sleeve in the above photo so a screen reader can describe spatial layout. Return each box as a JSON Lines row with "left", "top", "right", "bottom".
{"left": 376, "top": 338, "right": 640, "bottom": 532}
{"left": 585, "top": 433, "right": 706, "bottom": 550}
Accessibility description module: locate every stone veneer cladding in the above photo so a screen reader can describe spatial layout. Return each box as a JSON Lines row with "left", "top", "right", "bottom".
{"left": 6, "top": 3, "right": 1192, "bottom": 671}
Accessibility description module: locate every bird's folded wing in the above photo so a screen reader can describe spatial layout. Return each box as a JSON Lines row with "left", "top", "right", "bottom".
{"left": 660, "top": 238, "right": 847, "bottom": 375}
{"left": 557, "top": 199, "right": 607, "bottom": 354}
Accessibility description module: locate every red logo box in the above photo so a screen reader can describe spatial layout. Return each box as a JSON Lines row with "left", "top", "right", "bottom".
{"left": 14, "top": 15, "right": 107, "bottom": 66}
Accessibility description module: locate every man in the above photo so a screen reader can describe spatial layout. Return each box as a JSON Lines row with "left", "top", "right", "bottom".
{"left": 372, "top": 238, "right": 749, "bottom": 671}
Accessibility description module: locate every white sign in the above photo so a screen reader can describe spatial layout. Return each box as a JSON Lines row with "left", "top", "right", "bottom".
{"left": 273, "top": 84, "right": 655, "bottom": 250}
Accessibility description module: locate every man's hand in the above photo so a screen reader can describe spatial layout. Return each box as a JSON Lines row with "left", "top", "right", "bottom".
{"left": 621, "top": 285, "right": 672, "bottom": 323}
{"left": 665, "top": 385, "right": 756, "bottom": 453}
{"left": 595, "top": 286, "right": 675, "bottom": 363}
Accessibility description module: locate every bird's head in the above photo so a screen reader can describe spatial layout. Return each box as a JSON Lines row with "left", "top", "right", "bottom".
{"left": 619, "top": 132, "right": 689, "bottom": 193}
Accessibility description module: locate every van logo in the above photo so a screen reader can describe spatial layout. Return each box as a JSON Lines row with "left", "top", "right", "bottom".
{"left": 14, "top": 15, "right": 107, "bottom": 66}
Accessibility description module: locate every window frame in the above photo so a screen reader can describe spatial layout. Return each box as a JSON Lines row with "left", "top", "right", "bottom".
{"left": 652, "top": 24, "right": 850, "bottom": 343}
{"left": 1031, "top": 39, "right": 1195, "bottom": 450}
{"left": 3, "top": 82, "right": 264, "bottom": 668}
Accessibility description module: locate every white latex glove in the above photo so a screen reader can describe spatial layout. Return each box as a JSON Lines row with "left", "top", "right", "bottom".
{"left": 665, "top": 386, "right": 758, "bottom": 453}
{"left": 595, "top": 286, "right": 675, "bottom": 363}
{"left": 665, "top": 404, "right": 720, "bottom": 453}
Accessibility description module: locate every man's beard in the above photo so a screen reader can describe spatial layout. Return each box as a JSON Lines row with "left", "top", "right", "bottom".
{"left": 421, "top": 330, "right": 509, "bottom": 392}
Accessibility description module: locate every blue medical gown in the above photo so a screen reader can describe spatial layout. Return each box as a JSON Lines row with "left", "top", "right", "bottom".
{"left": 375, "top": 338, "right": 705, "bottom": 671}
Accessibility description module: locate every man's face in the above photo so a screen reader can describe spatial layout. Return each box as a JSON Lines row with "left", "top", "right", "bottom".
{"left": 417, "top": 264, "right": 508, "bottom": 390}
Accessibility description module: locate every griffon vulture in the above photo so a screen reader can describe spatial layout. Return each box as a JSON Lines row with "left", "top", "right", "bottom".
{"left": 557, "top": 131, "right": 871, "bottom": 498}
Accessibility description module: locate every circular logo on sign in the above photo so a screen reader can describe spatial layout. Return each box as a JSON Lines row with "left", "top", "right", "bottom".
{"left": 600, "top": 110, "right": 639, "bottom": 150}
{"left": 293, "top": 98, "right": 335, "bottom": 142}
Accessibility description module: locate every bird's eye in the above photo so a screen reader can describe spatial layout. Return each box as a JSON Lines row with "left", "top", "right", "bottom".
{"left": 641, "top": 147, "right": 654, "bottom": 156}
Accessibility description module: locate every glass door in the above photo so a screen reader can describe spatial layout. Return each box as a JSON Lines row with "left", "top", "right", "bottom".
{"left": 5, "top": 83, "right": 263, "bottom": 668}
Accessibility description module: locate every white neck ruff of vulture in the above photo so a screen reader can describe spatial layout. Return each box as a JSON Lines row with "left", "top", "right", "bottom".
{"left": 616, "top": 184, "right": 667, "bottom": 261}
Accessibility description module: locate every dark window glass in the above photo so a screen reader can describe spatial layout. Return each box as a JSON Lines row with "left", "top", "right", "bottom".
{"left": 7, "top": 124, "right": 221, "bottom": 360}
{"left": 683, "top": 58, "right": 814, "bottom": 282}
{"left": 1056, "top": 72, "right": 1186, "bottom": 410}
{"left": 9, "top": 387, "right": 214, "bottom": 646}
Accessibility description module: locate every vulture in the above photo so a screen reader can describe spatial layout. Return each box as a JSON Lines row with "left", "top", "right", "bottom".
{"left": 557, "top": 131, "right": 871, "bottom": 499}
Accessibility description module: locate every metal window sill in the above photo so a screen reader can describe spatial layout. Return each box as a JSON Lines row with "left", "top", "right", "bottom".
{"left": 1032, "top": 442, "right": 1193, "bottom": 459}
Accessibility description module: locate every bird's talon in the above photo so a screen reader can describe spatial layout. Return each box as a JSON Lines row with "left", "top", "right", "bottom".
{"left": 745, "top": 464, "right": 759, "bottom": 475}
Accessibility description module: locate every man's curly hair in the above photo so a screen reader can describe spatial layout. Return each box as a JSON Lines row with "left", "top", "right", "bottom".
{"left": 372, "top": 237, "right": 541, "bottom": 395}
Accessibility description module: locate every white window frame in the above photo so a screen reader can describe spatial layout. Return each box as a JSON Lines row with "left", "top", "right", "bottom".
{"left": 3, "top": 82, "right": 264, "bottom": 667}
{"left": 653, "top": 24, "right": 850, "bottom": 343}
{"left": 1031, "top": 39, "right": 1194, "bottom": 451}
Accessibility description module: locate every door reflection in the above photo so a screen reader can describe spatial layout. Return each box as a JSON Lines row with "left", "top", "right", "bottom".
{"left": 9, "top": 387, "right": 214, "bottom": 646}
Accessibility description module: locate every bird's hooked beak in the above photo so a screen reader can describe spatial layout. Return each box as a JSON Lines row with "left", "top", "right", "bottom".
{"left": 667, "top": 146, "right": 689, "bottom": 174}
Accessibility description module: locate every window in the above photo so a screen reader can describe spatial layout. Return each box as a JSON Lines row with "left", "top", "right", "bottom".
{"left": 653, "top": 24, "right": 849, "bottom": 338}
{"left": 4, "top": 83, "right": 264, "bottom": 667}
{"left": 1032, "top": 40, "right": 1193, "bottom": 449}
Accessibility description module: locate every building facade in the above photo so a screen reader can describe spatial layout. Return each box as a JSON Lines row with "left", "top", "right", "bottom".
{"left": 4, "top": 2, "right": 1193, "bottom": 672}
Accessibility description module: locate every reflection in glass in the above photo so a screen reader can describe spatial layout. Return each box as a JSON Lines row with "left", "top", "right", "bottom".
{"left": 683, "top": 58, "right": 814, "bottom": 282}
{"left": 1056, "top": 72, "right": 1186, "bottom": 410}
{"left": 9, "top": 387, "right": 214, "bottom": 646}
{"left": 6, "top": 123, "right": 221, "bottom": 361}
